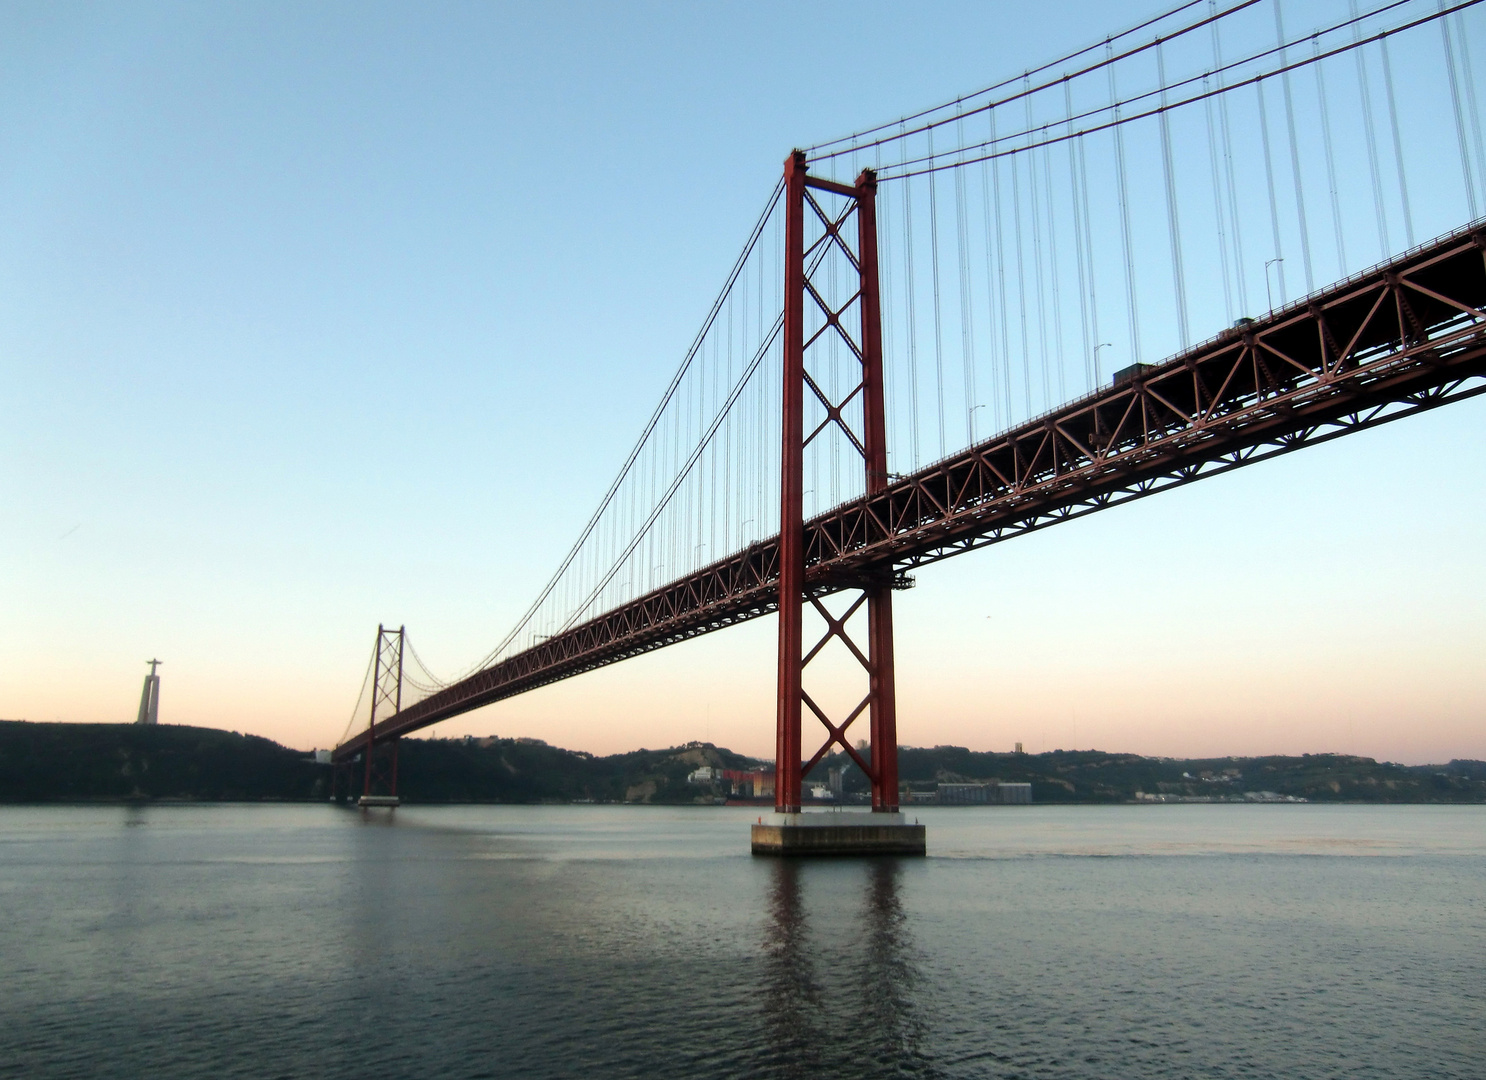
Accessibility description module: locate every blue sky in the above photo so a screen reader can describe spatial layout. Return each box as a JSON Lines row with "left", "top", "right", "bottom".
{"left": 3, "top": 0, "right": 1483, "bottom": 763}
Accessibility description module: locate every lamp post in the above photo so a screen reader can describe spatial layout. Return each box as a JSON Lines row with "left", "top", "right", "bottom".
{"left": 1093, "top": 342, "right": 1113, "bottom": 384}
{"left": 1265, "top": 257, "right": 1286, "bottom": 313}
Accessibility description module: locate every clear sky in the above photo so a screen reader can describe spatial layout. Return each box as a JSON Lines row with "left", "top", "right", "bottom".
{"left": 3, "top": 0, "right": 1483, "bottom": 764}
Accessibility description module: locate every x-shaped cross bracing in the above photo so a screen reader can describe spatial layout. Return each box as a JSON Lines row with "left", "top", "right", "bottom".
{"left": 797, "top": 592, "right": 878, "bottom": 781}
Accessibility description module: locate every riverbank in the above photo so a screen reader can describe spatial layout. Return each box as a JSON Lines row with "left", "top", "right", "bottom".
{"left": 2, "top": 720, "right": 1482, "bottom": 804}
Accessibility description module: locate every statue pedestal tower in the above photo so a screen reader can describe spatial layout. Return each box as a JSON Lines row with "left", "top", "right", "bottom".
{"left": 135, "top": 659, "right": 161, "bottom": 726}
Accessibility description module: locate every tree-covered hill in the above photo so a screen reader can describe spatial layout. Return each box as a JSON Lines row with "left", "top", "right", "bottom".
{"left": 0, "top": 721, "right": 1480, "bottom": 803}
{"left": 390, "top": 736, "right": 757, "bottom": 803}
{"left": 0, "top": 722, "right": 760, "bottom": 804}
{"left": 0, "top": 720, "right": 326, "bottom": 801}
{"left": 877, "top": 746, "right": 1486, "bottom": 804}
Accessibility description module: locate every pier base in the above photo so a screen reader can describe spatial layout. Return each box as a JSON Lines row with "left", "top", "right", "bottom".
{"left": 358, "top": 795, "right": 401, "bottom": 808}
{"left": 750, "top": 812, "right": 925, "bottom": 856}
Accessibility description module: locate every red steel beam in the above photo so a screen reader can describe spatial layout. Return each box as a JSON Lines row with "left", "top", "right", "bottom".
{"left": 775, "top": 150, "right": 809, "bottom": 813}
{"left": 774, "top": 155, "right": 895, "bottom": 813}
{"left": 855, "top": 166, "right": 898, "bottom": 813}
{"left": 333, "top": 223, "right": 1486, "bottom": 763}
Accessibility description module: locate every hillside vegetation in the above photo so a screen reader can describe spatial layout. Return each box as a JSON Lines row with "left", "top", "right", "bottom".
{"left": 0, "top": 721, "right": 1481, "bottom": 804}
{"left": 888, "top": 747, "right": 1486, "bottom": 804}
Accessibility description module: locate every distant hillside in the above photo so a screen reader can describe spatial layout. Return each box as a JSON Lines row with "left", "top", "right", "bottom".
{"left": 0, "top": 721, "right": 1481, "bottom": 804}
{"left": 0, "top": 722, "right": 761, "bottom": 804}
{"left": 391, "top": 736, "right": 758, "bottom": 803}
{"left": 0, "top": 721, "right": 325, "bottom": 801}
{"left": 883, "top": 747, "right": 1486, "bottom": 804}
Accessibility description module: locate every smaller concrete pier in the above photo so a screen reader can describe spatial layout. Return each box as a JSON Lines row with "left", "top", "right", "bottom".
{"left": 751, "top": 812, "right": 925, "bottom": 856}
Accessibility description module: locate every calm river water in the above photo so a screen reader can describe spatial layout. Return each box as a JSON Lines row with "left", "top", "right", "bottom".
{"left": 1, "top": 804, "right": 1482, "bottom": 1079}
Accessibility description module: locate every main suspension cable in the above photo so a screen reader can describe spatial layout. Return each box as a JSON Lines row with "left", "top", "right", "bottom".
{"left": 876, "top": 0, "right": 1482, "bottom": 181}
{"left": 866, "top": 0, "right": 1437, "bottom": 181}
{"left": 806, "top": 0, "right": 1258, "bottom": 162}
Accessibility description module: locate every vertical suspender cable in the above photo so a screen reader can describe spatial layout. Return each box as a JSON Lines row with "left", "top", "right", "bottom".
{"left": 927, "top": 127, "right": 948, "bottom": 457}
{"left": 670, "top": 388, "right": 679, "bottom": 578}
{"left": 1204, "top": 75, "right": 1235, "bottom": 322}
{"left": 682, "top": 373, "right": 690, "bottom": 569}
{"left": 877, "top": 141, "right": 897, "bottom": 473}
{"left": 690, "top": 347, "right": 698, "bottom": 572}
{"left": 738, "top": 285, "right": 747, "bottom": 554}
{"left": 1077, "top": 134, "right": 1103, "bottom": 385}
{"left": 627, "top": 450, "right": 636, "bottom": 596}
{"left": 1439, "top": 2, "right": 1480, "bottom": 218}
{"left": 1026, "top": 77, "right": 1052, "bottom": 408}
{"left": 1454, "top": 12, "right": 1486, "bottom": 208}
{"left": 1351, "top": 0, "right": 1391, "bottom": 257}
{"left": 1313, "top": 35, "right": 1348, "bottom": 279}
{"left": 989, "top": 108, "right": 1015, "bottom": 424}
{"left": 647, "top": 412, "right": 657, "bottom": 593}
{"left": 764, "top": 214, "right": 773, "bottom": 535}
{"left": 810, "top": 232, "right": 821, "bottom": 516}
{"left": 749, "top": 237, "right": 759, "bottom": 546}
{"left": 697, "top": 331, "right": 706, "bottom": 569}
{"left": 1011, "top": 121, "right": 1033, "bottom": 414}
{"left": 979, "top": 132, "right": 1004, "bottom": 430}
{"left": 1275, "top": 0, "right": 1315, "bottom": 293}
{"left": 1109, "top": 42, "right": 1142, "bottom": 366}
{"left": 1157, "top": 38, "right": 1191, "bottom": 349}
{"left": 1380, "top": 32, "right": 1416, "bottom": 246}
{"left": 755, "top": 332, "right": 764, "bottom": 544}
{"left": 901, "top": 140, "right": 922, "bottom": 467}
{"left": 1257, "top": 78, "right": 1288, "bottom": 304}
{"left": 829, "top": 236, "right": 840, "bottom": 506}
{"left": 955, "top": 108, "right": 979, "bottom": 442}
{"left": 1066, "top": 77, "right": 1095, "bottom": 389}
{"left": 1042, "top": 134, "right": 1067, "bottom": 403}
{"left": 1214, "top": 5, "right": 1249, "bottom": 315}
{"left": 722, "top": 295, "right": 732, "bottom": 556}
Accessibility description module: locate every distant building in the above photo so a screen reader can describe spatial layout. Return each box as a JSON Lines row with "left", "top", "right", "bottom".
{"left": 313, "top": 749, "right": 332, "bottom": 764}
{"left": 929, "top": 782, "right": 1032, "bottom": 804}
{"left": 687, "top": 766, "right": 720, "bottom": 784}
{"left": 937, "top": 783, "right": 993, "bottom": 804}
{"left": 722, "top": 768, "right": 774, "bottom": 798}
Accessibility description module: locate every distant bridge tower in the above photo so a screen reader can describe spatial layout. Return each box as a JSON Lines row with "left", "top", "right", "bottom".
{"left": 359, "top": 625, "right": 404, "bottom": 808}
{"left": 135, "top": 659, "right": 161, "bottom": 726}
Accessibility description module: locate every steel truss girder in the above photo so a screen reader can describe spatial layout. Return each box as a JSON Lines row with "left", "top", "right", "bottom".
{"left": 333, "top": 224, "right": 1486, "bottom": 764}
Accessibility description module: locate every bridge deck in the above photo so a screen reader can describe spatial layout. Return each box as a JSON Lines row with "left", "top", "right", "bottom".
{"left": 334, "top": 223, "right": 1486, "bottom": 762}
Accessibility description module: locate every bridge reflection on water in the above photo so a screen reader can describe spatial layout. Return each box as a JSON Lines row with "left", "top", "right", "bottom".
{"left": 762, "top": 858, "right": 928, "bottom": 1075}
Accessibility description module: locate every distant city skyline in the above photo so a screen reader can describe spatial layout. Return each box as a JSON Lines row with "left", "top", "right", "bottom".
{"left": 3, "top": 0, "right": 1483, "bottom": 764}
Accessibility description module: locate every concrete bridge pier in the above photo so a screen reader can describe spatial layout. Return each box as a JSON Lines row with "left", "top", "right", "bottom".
{"left": 751, "top": 812, "right": 925, "bottom": 856}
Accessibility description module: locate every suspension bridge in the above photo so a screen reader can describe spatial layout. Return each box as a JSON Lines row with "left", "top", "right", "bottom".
{"left": 332, "top": 0, "right": 1486, "bottom": 845}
